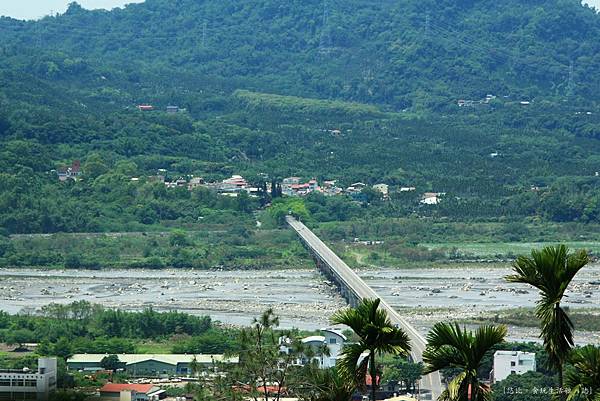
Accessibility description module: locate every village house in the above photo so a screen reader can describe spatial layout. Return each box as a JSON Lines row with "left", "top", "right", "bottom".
{"left": 137, "top": 105, "right": 154, "bottom": 111}
{"left": 373, "top": 183, "right": 389, "bottom": 199}
{"left": 166, "top": 106, "right": 179, "bottom": 113}
{"left": 187, "top": 177, "right": 204, "bottom": 190}
{"left": 420, "top": 192, "right": 445, "bottom": 205}
{"left": 165, "top": 178, "right": 187, "bottom": 189}
{"left": 346, "top": 182, "right": 368, "bottom": 201}
{"left": 322, "top": 180, "right": 343, "bottom": 196}
{"left": 399, "top": 187, "right": 416, "bottom": 192}
{"left": 281, "top": 177, "right": 321, "bottom": 197}
{"left": 57, "top": 160, "right": 81, "bottom": 181}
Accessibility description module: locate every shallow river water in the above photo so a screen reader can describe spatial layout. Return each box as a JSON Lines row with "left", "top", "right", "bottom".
{"left": 1, "top": 265, "right": 599, "bottom": 342}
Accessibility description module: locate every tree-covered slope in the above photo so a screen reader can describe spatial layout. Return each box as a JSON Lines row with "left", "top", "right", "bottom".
{"left": 0, "top": 0, "right": 599, "bottom": 238}
{"left": 1, "top": 0, "right": 600, "bottom": 110}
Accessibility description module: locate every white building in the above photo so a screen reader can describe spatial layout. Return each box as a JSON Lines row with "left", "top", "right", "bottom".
{"left": 280, "top": 328, "right": 347, "bottom": 369}
{"left": 373, "top": 184, "right": 389, "bottom": 199}
{"left": 492, "top": 351, "right": 536, "bottom": 383}
{"left": 0, "top": 357, "right": 57, "bottom": 401}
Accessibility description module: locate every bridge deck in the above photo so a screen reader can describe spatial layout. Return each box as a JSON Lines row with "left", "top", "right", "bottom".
{"left": 287, "top": 216, "right": 442, "bottom": 400}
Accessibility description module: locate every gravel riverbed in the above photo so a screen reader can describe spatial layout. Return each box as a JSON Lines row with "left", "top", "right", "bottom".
{"left": 1, "top": 265, "right": 598, "bottom": 342}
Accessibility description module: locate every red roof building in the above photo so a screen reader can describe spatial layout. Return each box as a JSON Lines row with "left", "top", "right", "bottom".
{"left": 99, "top": 383, "right": 164, "bottom": 400}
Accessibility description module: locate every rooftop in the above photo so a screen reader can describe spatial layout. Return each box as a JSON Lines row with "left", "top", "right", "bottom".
{"left": 68, "top": 354, "right": 238, "bottom": 365}
{"left": 302, "top": 336, "right": 325, "bottom": 344}
{"left": 100, "top": 383, "right": 156, "bottom": 394}
{"left": 494, "top": 350, "right": 535, "bottom": 357}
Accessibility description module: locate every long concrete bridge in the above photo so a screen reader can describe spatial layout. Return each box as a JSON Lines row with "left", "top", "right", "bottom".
{"left": 287, "top": 216, "right": 443, "bottom": 400}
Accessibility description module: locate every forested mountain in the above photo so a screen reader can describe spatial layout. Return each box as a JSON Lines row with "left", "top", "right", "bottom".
{"left": 0, "top": 0, "right": 599, "bottom": 237}
{"left": 1, "top": 0, "right": 600, "bottom": 109}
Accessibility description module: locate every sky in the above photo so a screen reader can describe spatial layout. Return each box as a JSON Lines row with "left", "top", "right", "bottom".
{"left": 0, "top": 0, "right": 145, "bottom": 20}
{"left": 0, "top": 0, "right": 598, "bottom": 20}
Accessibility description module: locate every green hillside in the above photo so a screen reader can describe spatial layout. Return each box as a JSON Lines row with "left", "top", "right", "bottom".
{"left": 2, "top": 0, "right": 600, "bottom": 109}
{"left": 0, "top": 0, "right": 599, "bottom": 242}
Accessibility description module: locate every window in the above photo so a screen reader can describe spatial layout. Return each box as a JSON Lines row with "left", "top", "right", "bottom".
{"left": 12, "top": 379, "right": 25, "bottom": 386}
{"left": 510, "top": 361, "right": 516, "bottom": 367}
{"left": 510, "top": 370, "right": 516, "bottom": 375}
{"left": 0, "top": 379, "right": 10, "bottom": 386}
{"left": 329, "top": 338, "right": 337, "bottom": 344}
{"left": 24, "top": 380, "right": 37, "bottom": 387}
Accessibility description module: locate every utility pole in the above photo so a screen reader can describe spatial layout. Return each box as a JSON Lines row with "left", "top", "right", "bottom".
{"left": 567, "top": 59, "right": 575, "bottom": 96}
{"left": 202, "top": 21, "right": 207, "bottom": 47}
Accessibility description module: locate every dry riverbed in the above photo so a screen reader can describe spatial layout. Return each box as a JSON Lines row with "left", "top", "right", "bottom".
{"left": 0, "top": 264, "right": 599, "bottom": 341}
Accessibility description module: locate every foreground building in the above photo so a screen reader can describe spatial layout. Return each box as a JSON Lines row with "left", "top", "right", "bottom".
{"left": 99, "top": 383, "right": 164, "bottom": 401}
{"left": 280, "top": 328, "right": 347, "bottom": 369}
{"left": 0, "top": 358, "right": 57, "bottom": 401}
{"left": 492, "top": 351, "right": 536, "bottom": 383}
{"left": 67, "top": 354, "right": 238, "bottom": 377}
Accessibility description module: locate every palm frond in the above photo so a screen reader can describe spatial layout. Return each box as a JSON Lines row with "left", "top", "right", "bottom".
{"left": 335, "top": 342, "right": 370, "bottom": 389}
{"left": 472, "top": 325, "right": 508, "bottom": 363}
{"left": 505, "top": 245, "right": 589, "bottom": 373}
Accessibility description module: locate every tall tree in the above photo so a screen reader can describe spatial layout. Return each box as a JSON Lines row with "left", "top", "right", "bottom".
{"left": 235, "top": 308, "right": 305, "bottom": 401}
{"left": 423, "top": 323, "right": 507, "bottom": 401}
{"left": 505, "top": 245, "right": 589, "bottom": 394}
{"left": 565, "top": 345, "right": 600, "bottom": 401}
{"left": 331, "top": 298, "right": 411, "bottom": 401}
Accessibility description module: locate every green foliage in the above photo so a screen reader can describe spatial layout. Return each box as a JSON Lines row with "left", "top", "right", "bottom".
{"left": 423, "top": 322, "right": 508, "bottom": 401}
{"left": 100, "top": 354, "right": 125, "bottom": 371}
{"left": 565, "top": 345, "right": 600, "bottom": 401}
{"left": 384, "top": 359, "right": 423, "bottom": 393}
{"left": 0, "top": 0, "right": 598, "bottom": 241}
{"left": 491, "top": 371, "right": 557, "bottom": 401}
{"left": 331, "top": 298, "right": 411, "bottom": 401}
{"left": 268, "top": 197, "right": 311, "bottom": 226}
{"left": 171, "top": 329, "right": 239, "bottom": 354}
{"left": 506, "top": 245, "right": 589, "bottom": 386}
{"left": 0, "top": 302, "right": 231, "bottom": 357}
{"left": 1, "top": 228, "right": 311, "bottom": 270}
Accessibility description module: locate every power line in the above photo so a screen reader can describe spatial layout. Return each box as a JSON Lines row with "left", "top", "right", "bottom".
{"left": 319, "top": 0, "right": 333, "bottom": 55}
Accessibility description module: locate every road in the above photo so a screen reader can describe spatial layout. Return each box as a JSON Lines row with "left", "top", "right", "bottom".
{"left": 287, "top": 216, "right": 443, "bottom": 400}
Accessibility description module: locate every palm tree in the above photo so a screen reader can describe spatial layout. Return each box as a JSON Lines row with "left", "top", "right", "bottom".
{"left": 565, "top": 345, "right": 600, "bottom": 401}
{"left": 316, "top": 368, "right": 356, "bottom": 401}
{"left": 505, "top": 245, "right": 589, "bottom": 392}
{"left": 423, "top": 322, "right": 507, "bottom": 401}
{"left": 331, "top": 298, "right": 411, "bottom": 401}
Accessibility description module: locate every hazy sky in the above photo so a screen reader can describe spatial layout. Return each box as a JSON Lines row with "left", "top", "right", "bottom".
{"left": 0, "top": 0, "right": 598, "bottom": 20}
{"left": 585, "top": 0, "right": 600, "bottom": 9}
{"left": 0, "top": 0, "right": 145, "bottom": 20}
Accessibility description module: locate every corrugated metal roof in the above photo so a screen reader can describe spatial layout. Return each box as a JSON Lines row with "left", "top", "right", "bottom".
{"left": 67, "top": 354, "right": 238, "bottom": 365}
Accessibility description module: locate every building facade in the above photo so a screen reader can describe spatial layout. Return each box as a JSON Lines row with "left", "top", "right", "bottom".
{"left": 0, "top": 358, "right": 57, "bottom": 401}
{"left": 280, "top": 328, "right": 347, "bottom": 369}
{"left": 492, "top": 351, "right": 536, "bottom": 383}
{"left": 67, "top": 354, "right": 238, "bottom": 377}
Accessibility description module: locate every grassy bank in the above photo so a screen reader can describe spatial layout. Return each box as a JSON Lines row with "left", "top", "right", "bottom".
{"left": 464, "top": 308, "right": 600, "bottom": 332}
{"left": 0, "top": 228, "right": 311, "bottom": 270}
